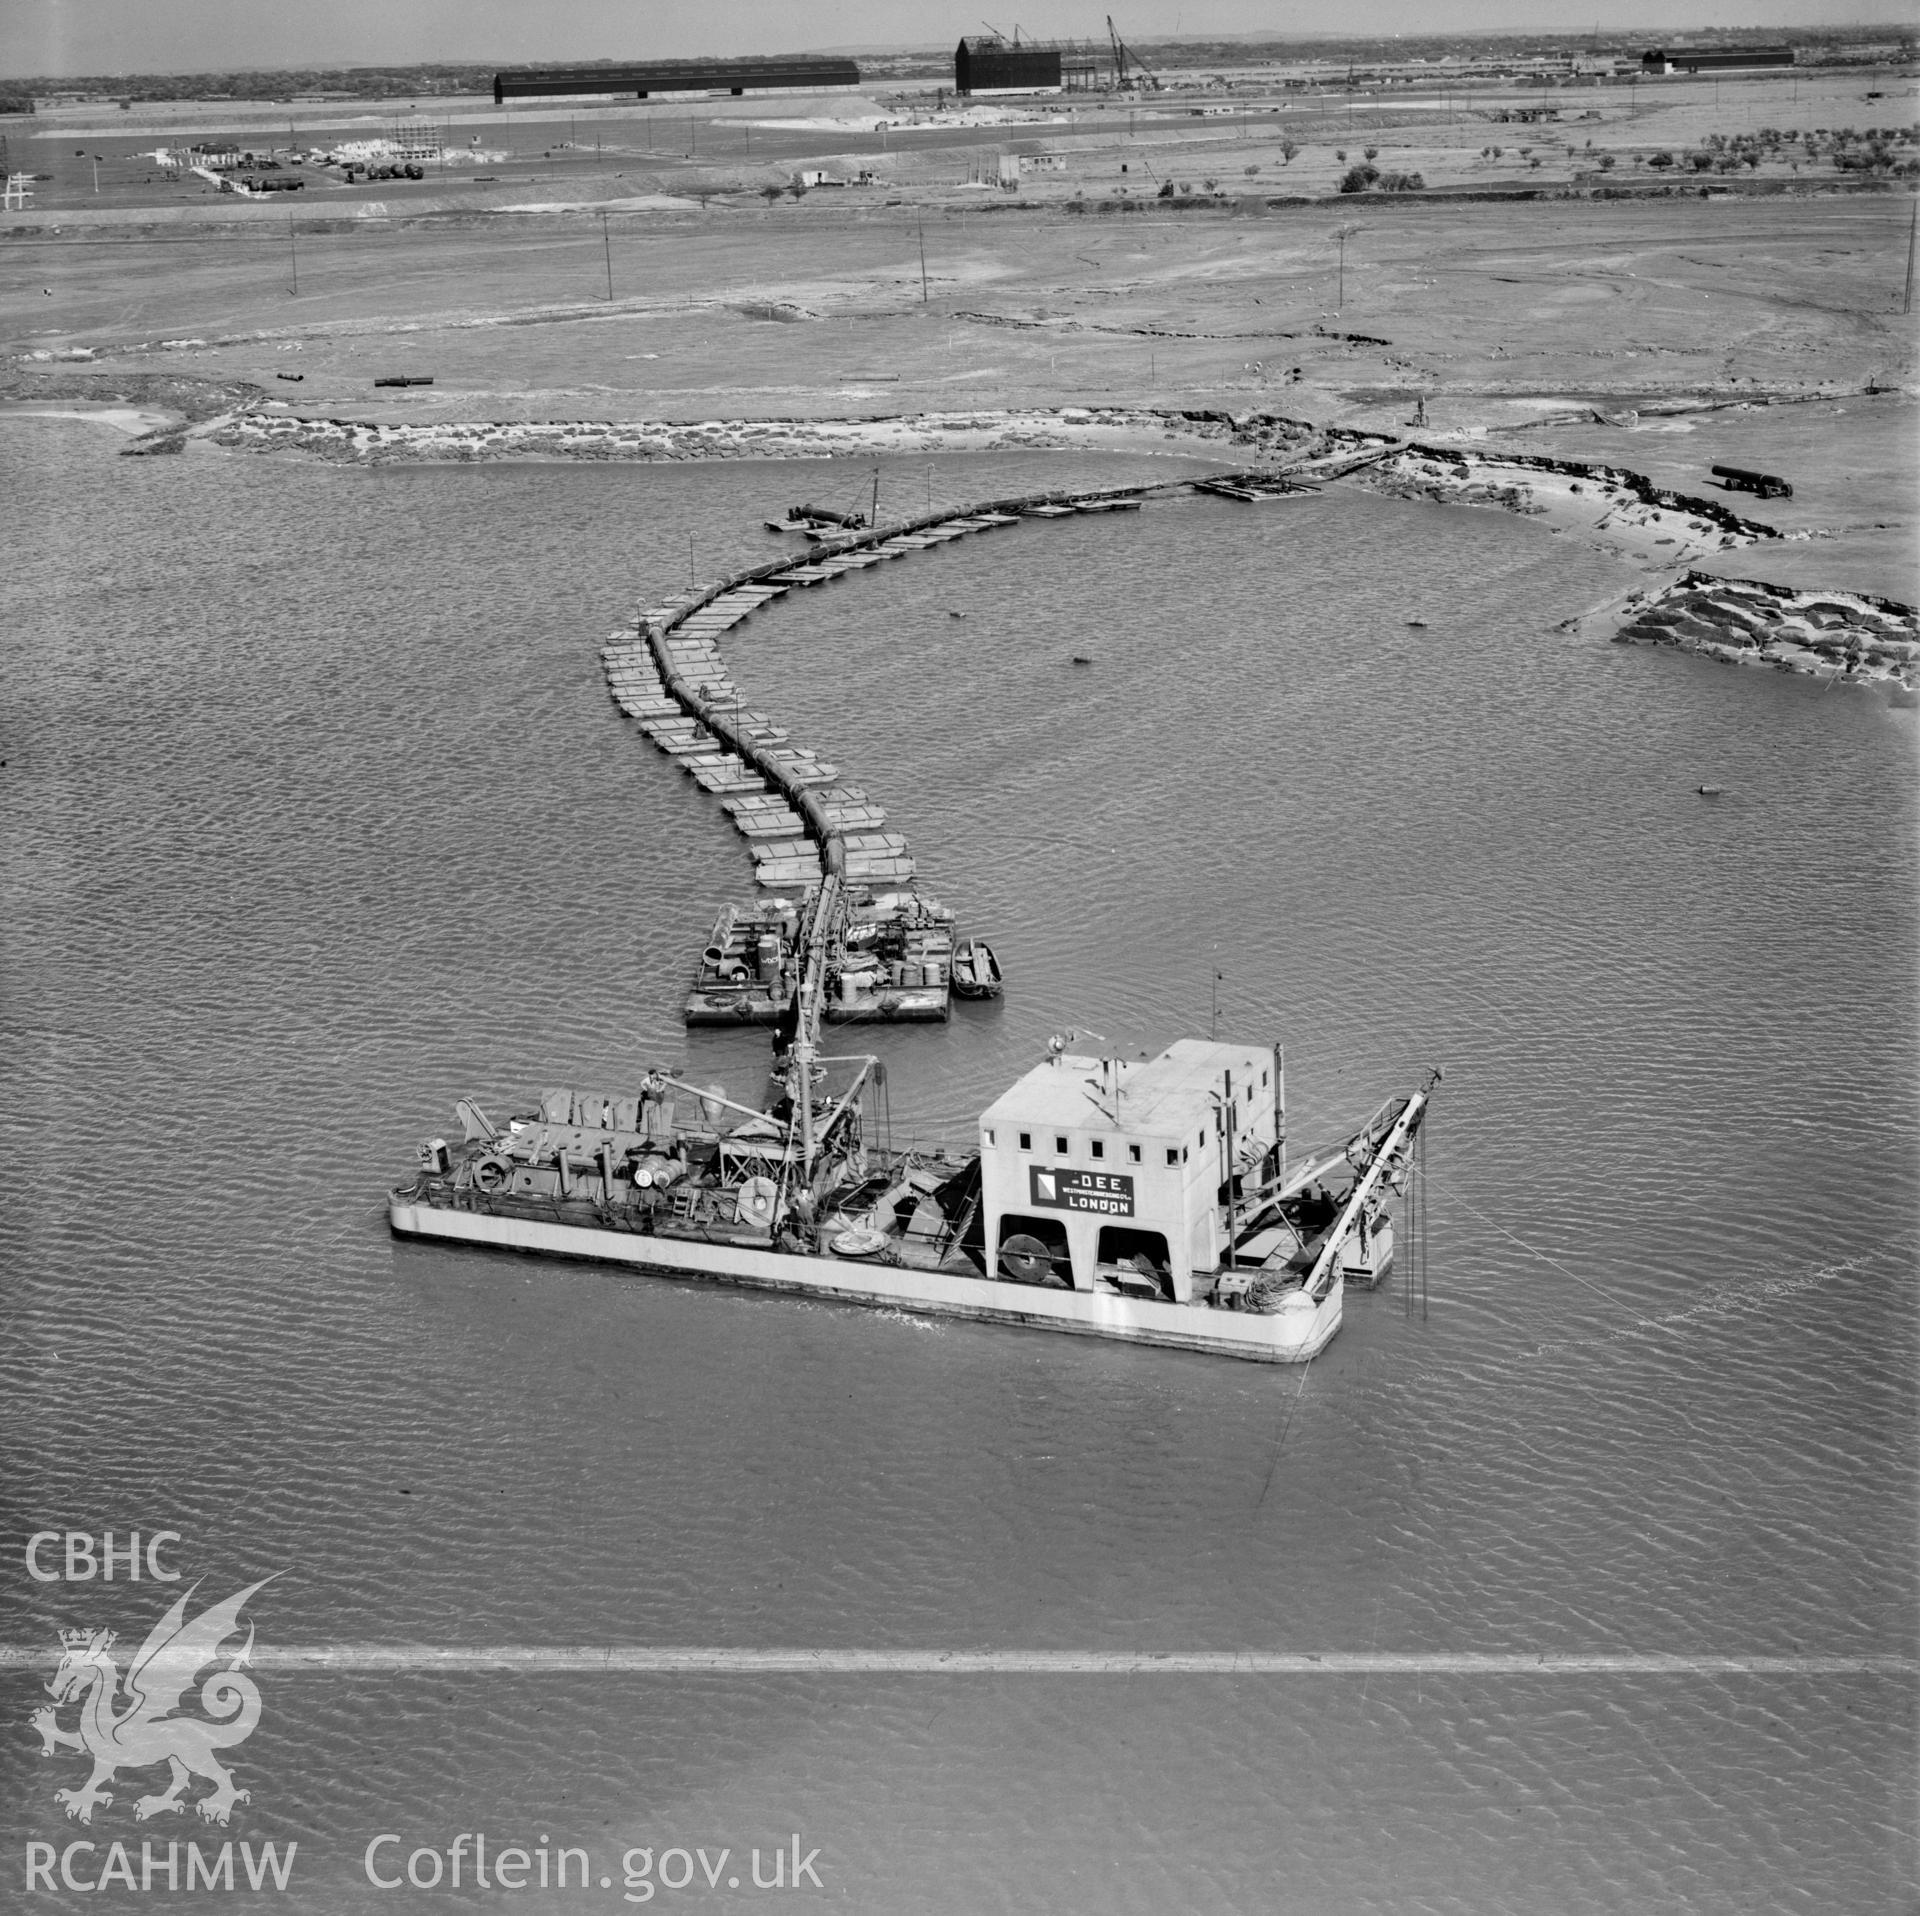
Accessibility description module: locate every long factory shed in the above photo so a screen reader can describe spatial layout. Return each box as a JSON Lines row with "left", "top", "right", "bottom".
{"left": 493, "top": 58, "right": 862, "bottom": 104}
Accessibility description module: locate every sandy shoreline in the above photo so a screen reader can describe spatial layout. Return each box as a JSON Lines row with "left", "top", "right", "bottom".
{"left": 187, "top": 397, "right": 1912, "bottom": 691}
{"left": 178, "top": 400, "right": 1916, "bottom": 688}
{"left": 10, "top": 383, "right": 1907, "bottom": 692}
{"left": 201, "top": 397, "right": 1779, "bottom": 555}
{"left": 0, "top": 398, "right": 178, "bottom": 435}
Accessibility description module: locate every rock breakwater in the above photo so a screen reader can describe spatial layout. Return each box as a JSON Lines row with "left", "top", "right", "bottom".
{"left": 1611, "top": 574, "right": 1918, "bottom": 689}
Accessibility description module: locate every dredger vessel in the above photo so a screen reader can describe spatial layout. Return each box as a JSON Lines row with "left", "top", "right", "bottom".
{"left": 390, "top": 876, "right": 1433, "bottom": 1362}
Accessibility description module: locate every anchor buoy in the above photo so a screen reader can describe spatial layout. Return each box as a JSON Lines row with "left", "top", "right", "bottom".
{"left": 472, "top": 1154, "right": 511, "bottom": 1194}
{"left": 735, "top": 1176, "right": 779, "bottom": 1230}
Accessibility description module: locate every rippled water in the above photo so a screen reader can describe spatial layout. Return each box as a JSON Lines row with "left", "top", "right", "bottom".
{"left": 3, "top": 422, "right": 1915, "bottom": 1913}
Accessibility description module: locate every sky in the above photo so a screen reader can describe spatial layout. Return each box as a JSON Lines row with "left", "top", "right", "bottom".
{"left": 3, "top": 1, "right": 1910, "bottom": 79}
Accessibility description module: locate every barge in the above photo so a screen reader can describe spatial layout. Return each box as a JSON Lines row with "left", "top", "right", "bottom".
{"left": 684, "top": 886, "right": 958, "bottom": 1026}
{"left": 392, "top": 879, "right": 1434, "bottom": 1363}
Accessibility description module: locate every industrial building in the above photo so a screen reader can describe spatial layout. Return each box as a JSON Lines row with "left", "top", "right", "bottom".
{"left": 493, "top": 58, "right": 861, "bottom": 104}
{"left": 954, "top": 36, "right": 1105, "bottom": 97}
{"left": 1640, "top": 46, "right": 1794, "bottom": 75}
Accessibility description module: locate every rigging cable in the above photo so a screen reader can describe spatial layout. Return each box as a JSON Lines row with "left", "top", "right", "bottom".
{"left": 1421, "top": 1169, "right": 1667, "bottom": 1331}
{"left": 1255, "top": 1355, "right": 1314, "bottom": 1511}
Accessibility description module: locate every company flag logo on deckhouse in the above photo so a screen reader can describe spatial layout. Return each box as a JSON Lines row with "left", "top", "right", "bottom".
{"left": 28, "top": 1576, "right": 278, "bottom": 1828}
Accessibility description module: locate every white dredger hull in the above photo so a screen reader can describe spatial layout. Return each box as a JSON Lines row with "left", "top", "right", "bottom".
{"left": 388, "top": 1198, "right": 1343, "bottom": 1364}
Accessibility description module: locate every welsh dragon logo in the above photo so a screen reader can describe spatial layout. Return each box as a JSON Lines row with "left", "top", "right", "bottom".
{"left": 29, "top": 1577, "right": 276, "bottom": 1827}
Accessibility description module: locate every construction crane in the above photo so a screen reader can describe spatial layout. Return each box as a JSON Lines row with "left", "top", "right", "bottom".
{"left": 1106, "top": 14, "right": 1158, "bottom": 91}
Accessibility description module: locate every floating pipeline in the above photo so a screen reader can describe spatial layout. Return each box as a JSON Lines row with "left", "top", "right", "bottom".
{"left": 631, "top": 478, "right": 1157, "bottom": 882}
{"left": 617, "top": 443, "right": 1799, "bottom": 904}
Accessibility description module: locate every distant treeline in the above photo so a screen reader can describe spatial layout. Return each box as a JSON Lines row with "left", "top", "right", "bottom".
{"left": 0, "top": 64, "right": 495, "bottom": 103}
{"left": 1123, "top": 23, "right": 1915, "bottom": 68}
{"left": 3, "top": 24, "right": 1911, "bottom": 103}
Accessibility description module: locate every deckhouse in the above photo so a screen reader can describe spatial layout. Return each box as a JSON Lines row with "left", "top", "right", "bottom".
{"left": 978, "top": 1039, "right": 1282, "bottom": 1299}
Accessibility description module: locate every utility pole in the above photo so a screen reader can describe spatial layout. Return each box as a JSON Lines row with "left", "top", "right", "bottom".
{"left": 602, "top": 210, "right": 613, "bottom": 300}
{"left": 917, "top": 214, "right": 929, "bottom": 302}
{"left": 287, "top": 215, "right": 298, "bottom": 295}
{"left": 1905, "top": 200, "right": 1916, "bottom": 316}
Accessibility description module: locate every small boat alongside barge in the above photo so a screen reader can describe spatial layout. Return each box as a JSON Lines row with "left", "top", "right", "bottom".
{"left": 951, "top": 937, "right": 1004, "bottom": 1001}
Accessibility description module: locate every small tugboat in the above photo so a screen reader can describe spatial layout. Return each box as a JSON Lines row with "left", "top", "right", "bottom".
{"left": 951, "top": 937, "right": 1004, "bottom": 1001}
{"left": 390, "top": 882, "right": 1437, "bottom": 1364}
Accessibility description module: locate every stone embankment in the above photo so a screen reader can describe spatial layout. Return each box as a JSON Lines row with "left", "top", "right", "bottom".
{"left": 1610, "top": 574, "right": 1919, "bottom": 689}
{"left": 202, "top": 404, "right": 1224, "bottom": 463}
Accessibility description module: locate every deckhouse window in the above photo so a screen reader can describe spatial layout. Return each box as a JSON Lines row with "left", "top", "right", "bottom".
{"left": 1129, "top": 1144, "right": 1142, "bottom": 1164}
{"left": 1019, "top": 1131, "right": 1031, "bottom": 1150}
{"left": 1055, "top": 1136, "right": 1069, "bottom": 1156}
{"left": 1090, "top": 1140, "right": 1105, "bottom": 1160}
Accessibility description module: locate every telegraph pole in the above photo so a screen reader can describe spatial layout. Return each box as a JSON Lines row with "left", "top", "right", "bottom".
{"left": 917, "top": 214, "right": 929, "bottom": 302}
{"left": 1905, "top": 200, "right": 1917, "bottom": 316}
{"left": 287, "top": 215, "right": 298, "bottom": 295}
{"left": 602, "top": 210, "right": 614, "bottom": 300}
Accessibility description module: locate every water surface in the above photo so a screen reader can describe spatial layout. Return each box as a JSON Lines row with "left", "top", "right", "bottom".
{"left": 2, "top": 424, "right": 1914, "bottom": 1913}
